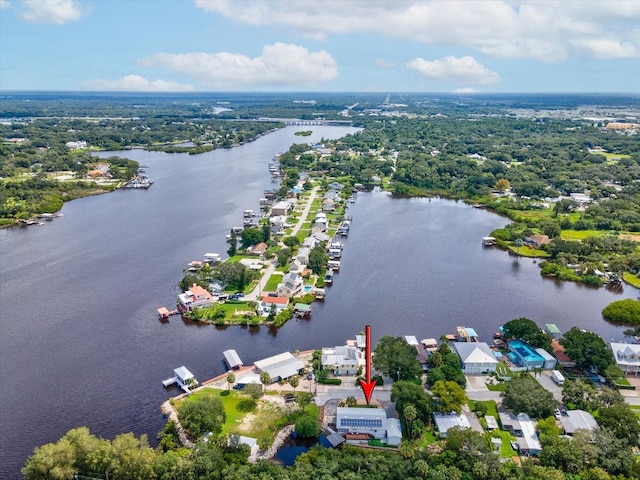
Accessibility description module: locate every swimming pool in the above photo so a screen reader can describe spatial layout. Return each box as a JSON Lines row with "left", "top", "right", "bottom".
{"left": 508, "top": 340, "right": 545, "bottom": 367}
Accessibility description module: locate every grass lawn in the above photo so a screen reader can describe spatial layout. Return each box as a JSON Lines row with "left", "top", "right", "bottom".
{"left": 415, "top": 429, "right": 439, "bottom": 447}
{"left": 495, "top": 362, "right": 513, "bottom": 379}
{"left": 492, "top": 430, "right": 518, "bottom": 458}
{"left": 508, "top": 245, "right": 550, "bottom": 258}
{"left": 264, "top": 273, "right": 283, "bottom": 291}
{"left": 176, "top": 388, "right": 245, "bottom": 435}
{"left": 623, "top": 272, "right": 640, "bottom": 289}
{"left": 630, "top": 406, "right": 640, "bottom": 419}
{"left": 601, "top": 152, "right": 631, "bottom": 160}
{"left": 472, "top": 400, "right": 499, "bottom": 418}
{"left": 486, "top": 382, "right": 508, "bottom": 392}
{"left": 560, "top": 229, "right": 606, "bottom": 240}
{"left": 506, "top": 209, "right": 554, "bottom": 221}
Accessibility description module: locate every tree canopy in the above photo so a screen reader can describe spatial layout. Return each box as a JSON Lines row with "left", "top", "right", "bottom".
{"left": 502, "top": 373, "right": 556, "bottom": 419}
{"left": 501, "top": 317, "right": 552, "bottom": 351}
{"left": 372, "top": 335, "right": 423, "bottom": 382}
{"left": 560, "top": 327, "right": 615, "bottom": 373}
{"left": 177, "top": 395, "right": 226, "bottom": 438}
{"left": 602, "top": 299, "right": 640, "bottom": 324}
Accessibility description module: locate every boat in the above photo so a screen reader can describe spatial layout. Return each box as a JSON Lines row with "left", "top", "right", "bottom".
{"left": 482, "top": 236, "right": 497, "bottom": 246}
{"left": 324, "top": 270, "right": 333, "bottom": 285}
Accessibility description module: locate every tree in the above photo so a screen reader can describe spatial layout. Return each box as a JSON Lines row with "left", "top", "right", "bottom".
{"left": 226, "top": 372, "right": 235, "bottom": 391}
{"left": 177, "top": 395, "right": 226, "bottom": 438}
{"left": 295, "top": 414, "right": 320, "bottom": 438}
{"left": 537, "top": 416, "right": 562, "bottom": 437}
{"left": 597, "top": 404, "right": 640, "bottom": 447}
{"left": 372, "top": 336, "right": 423, "bottom": 382}
{"left": 243, "top": 383, "right": 262, "bottom": 400}
{"left": 391, "top": 381, "right": 433, "bottom": 426}
{"left": 562, "top": 379, "right": 597, "bottom": 411}
{"left": 502, "top": 317, "right": 552, "bottom": 350}
{"left": 431, "top": 380, "right": 467, "bottom": 414}
{"left": 403, "top": 405, "right": 418, "bottom": 439}
{"left": 494, "top": 178, "right": 511, "bottom": 192}
{"left": 307, "top": 245, "right": 327, "bottom": 274}
{"left": 560, "top": 327, "right": 614, "bottom": 373}
{"left": 260, "top": 371, "right": 271, "bottom": 391}
{"left": 502, "top": 373, "right": 555, "bottom": 419}
{"left": 289, "top": 375, "right": 299, "bottom": 393}
{"left": 227, "top": 231, "right": 237, "bottom": 257}
{"left": 240, "top": 227, "right": 264, "bottom": 249}
{"left": 602, "top": 299, "right": 640, "bottom": 324}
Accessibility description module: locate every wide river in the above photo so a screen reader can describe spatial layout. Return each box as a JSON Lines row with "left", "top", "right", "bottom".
{"left": 1, "top": 126, "right": 637, "bottom": 478}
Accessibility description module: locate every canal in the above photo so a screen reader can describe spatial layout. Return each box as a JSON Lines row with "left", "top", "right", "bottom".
{"left": 0, "top": 125, "right": 637, "bottom": 478}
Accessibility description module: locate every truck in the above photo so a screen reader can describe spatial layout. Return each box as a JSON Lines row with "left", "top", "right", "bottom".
{"left": 551, "top": 369, "right": 565, "bottom": 385}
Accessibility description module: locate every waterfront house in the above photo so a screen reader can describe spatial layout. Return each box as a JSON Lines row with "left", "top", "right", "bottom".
{"left": 174, "top": 366, "right": 197, "bottom": 391}
{"left": 254, "top": 351, "right": 305, "bottom": 382}
{"left": 535, "top": 347, "right": 557, "bottom": 369}
{"left": 277, "top": 272, "right": 304, "bottom": 298}
{"left": 321, "top": 345, "right": 361, "bottom": 376}
{"left": 303, "top": 236, "right": 319, "bottom": 249}
{"left": 258, "top": 296, "right": 289, "bottom": 316}
{"left": 289, "top": 259, "right": 305, "bottom": 274}
{"left": 178, "top": 284, "right": 214, "bottom": 311}
{"left": 248, "top": 242, "right": 267, "bottom": 256}
{"left": 452, "top": 342, "right": 499, "bottom": 374}
{"left": 610, "top": 342, "right": 640, "bottom": 374}
{"left": 271, "top": 201, "right": 291, "bottom": 216}
{"left": 507, "top": 340, "right": 546, "bottom": 369}
{"left": 296, "top": 247, "right": 310, "bottom": 265}
{"left": 551, "top": 340, "right": 576, "bottom": 368}
{"left": 524, "top": 234, "right": 551, "bottom": 248}
{"left": 322, "top": 198, "right": 336, "bottom": 212}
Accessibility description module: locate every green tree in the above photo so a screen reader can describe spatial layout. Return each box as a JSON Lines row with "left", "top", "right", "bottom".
{"left": 502, "top": 317, "right": 552, "bottom": 350}
{"left": 295, "top": 414, "right": 320, "bottom": 438}
{"left": 240, "top": 227, "right": 264, "bottom": 249}
{"left": 602, "top": 299, "right": 640, "bottom": 324}
{"left": 431, "top": 380, "right": 468, "bottom": 414}
{"left": 307, "top": 245, "right": 327, "bottom": 274}
{"left": 537, "top": 416, "right": 562, "bottom": 436}
{"left": 372, "top": 335, "right": 423, "bottom": 382}
{"left": 597, "top": 404, "right": 640, "bottom": 447}
{"left": 502, "top": 373, "right": 555, "bottom": 418}
{"left": 560, "top": 327, "right": 614, "bottom": 373}
{"left": 260, "top": 371, "right": 271, "bottom": 391}
{"left": 243, "top": 383, "right": 262, "bottom": 400}
{"left": 178, "top": 395, "right": 226, "bottom": 437}
{"left": 403, "top": 404, "right": 418, "bottom": 439}
{"left": 391, "top": 381, "right": 433, "bottom": 426}
{"left": 289, "top": 375, "right": 299, "bottom": 393}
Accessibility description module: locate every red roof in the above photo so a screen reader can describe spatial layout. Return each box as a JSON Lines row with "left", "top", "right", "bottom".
{"left": 261, "top": 296, "right": 289, "bottom": 305}
{"left": 189, "top": 285, "right": 212, "bottom": 299}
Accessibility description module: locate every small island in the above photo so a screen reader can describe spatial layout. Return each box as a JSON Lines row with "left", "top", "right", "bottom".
{"left": 294, "top": 130, "right": 313, "bottom": 136}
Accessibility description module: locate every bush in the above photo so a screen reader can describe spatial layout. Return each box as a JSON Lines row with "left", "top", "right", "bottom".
{"left": 602, "top": 299, "right": 640, "bottom": 324}
{"left": 236, "top": 398, "right": 257, "bottom": 412}
{"left": 295, "top": 414, "right": 320, "bottom": 438}
{"left": 318, "top": 377, "right": 342, "bottom": 385}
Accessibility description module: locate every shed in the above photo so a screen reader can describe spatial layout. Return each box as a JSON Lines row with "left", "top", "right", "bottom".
{"left": 535, "top": 348, "right": 557, "bottom": 370}
{"left": 485, "top": 415, "right": 498, "bottom": 430}
{"left": 545, "top": 323, "right": 562, "bottom": 339}
{"left": 223, "top": 349, "right": 243, "bottom": 370}
{"left": 254, "top": 352, "right": 305, "bottom": 382}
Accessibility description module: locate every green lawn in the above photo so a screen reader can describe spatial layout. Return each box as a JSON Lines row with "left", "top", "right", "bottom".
{"left": 486, "top": 381, "right": 508, "bottom": 392}
{"left": 508, "top": 245, "right": 551, "bottom": 258}
{"left": 492, "top": 430, "right": 518, "bottom": 458}
{"left": 495, "top": 362, "right": 513, "bottom": 379}
{"left": 176, "top": 388, "right": 245, "bottom": 435}
{"left": 560, "top": 229, "right": 605, "bottom": 240}
{"left": 623, "top": 272, "right": 640, "bottom": 289}
{"left": 264, "top": 273, "right": 283, "bottom": 291}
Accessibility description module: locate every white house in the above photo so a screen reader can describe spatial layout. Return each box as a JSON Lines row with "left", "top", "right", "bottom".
{"left": 610, "top": 343, "right": 640, "bottom": 374}
{"left": 336, "top": 407, "right": 401, "bottom": 445}
{"left": 321, "top": 345, "right": 361, "bottom": 376}
{"left": 499, "top": 412, "right": 541, "bottom": 455}
{"left": 271, "top": 201, "right": 291, "bottom": 216}
{"left": 560, "top": 410, "right": 598, "bottom": 435}
{"left": 433, "top": 412, "right": 484, "bottom": 437}
{"left": 277, "top": 272, "right": 304, "bottom": 298}
{"left": 452, "top": 342, "right": 499, "bottom": 374}
{"left": 254, "top": 352, "right": 305, "bottom": 382}
{"left": 178, "top": 284, "right": 214, "bottom": 311}
{"left": 296, "top": 247, "right": 310, "bottom": 265}
{"left": 258, "top": 296, "right": 289, "bottom": 316}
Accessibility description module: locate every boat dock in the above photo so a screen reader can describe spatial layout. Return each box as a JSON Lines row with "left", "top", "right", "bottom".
{"left": 157, "top": 307, "right": 180, "bottom": 319}
{"left": 162, "top": 366, "right": 197, "bottom": 394}
{"left": 223, "top": 349, "right": 244, "bottom": 370}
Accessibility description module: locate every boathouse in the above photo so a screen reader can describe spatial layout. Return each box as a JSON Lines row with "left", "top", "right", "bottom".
{"left": 223, "top": 349, "right": 243, "bottom": 370}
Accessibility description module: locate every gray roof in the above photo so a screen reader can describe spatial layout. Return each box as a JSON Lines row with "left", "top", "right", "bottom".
{"left": 560, "top": 410, "right": 598, "bottom": 434}
{"left": 326, "top": 432, "right": 345, "bottom": 447}
{"left": 254, "top": 352, "right": 305, "bottom": 381}
{"left": 433, "top": 412, "right": 471, "bottom": 434}
{"left": 223, "top": 349, "right": 243, "bottom": 369}
{"left": 452, "top": 342, "right": 499, "bottom": 365}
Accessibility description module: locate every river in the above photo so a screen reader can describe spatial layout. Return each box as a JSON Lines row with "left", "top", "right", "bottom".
{"left": 0, "top": 126, "right": 637, "bottom": 478}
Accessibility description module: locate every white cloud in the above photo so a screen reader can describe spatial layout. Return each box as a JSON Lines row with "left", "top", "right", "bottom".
{"left": 570, "top": 37, "right": 638, "bottom": 59}
{"left": 80, "top": 75, "right": 195, "bottom": 92}
{"left": 139, "top": 43, "right": 338, "bottom": 89}
{"left": 0, "top": 0, "right": 10, "bottom": 9}
{"left": 194, "top": 1, "right": 640, "bottom": 61}
{"left": 407, "top": 56, "right": 500, "bottom": 86}
{"left": 375, "top": 58, "right": 396, "bottom": 69}
{"left": 455, "top": 87, "right": 479, "bottom": 93}
{"left": 19, "top": 0, "right": 86, "bottom": 24}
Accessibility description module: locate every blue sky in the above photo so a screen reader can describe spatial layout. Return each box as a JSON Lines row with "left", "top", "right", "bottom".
{"left": 1, "top": 0, "right": 639, "bottom": 93}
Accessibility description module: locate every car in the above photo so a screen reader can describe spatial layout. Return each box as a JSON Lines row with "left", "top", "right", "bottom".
{"left": 228, "top": 294, "right": 241, "bottom": 300}
{"left": 554, "top": 409, "right": 562, "bottom": 419}
{"left": 234, "top": 292, "right": 245, "bottom": 298}
{"left": 306, "top": 371, "right": 313, "bottom": 380}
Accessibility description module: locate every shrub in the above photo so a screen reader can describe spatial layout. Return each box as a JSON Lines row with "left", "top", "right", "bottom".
{"left": 318, "top": 378, "right": 342, "bottom": 385}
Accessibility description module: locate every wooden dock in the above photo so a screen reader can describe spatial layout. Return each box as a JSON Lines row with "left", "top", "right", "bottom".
{"left": 157, "top": 307, "right": 180, "bottom": 319}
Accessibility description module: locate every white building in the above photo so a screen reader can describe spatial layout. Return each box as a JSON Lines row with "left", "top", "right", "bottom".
{"left": 433, "top": 412, "right": 484, "bottom": 437}
{"left": 336, "top": 407, "right": 402, "bottom": 446}
{"left": 254, "top": 352, "right": 305, "bottom": 382}
{"left": 452, "top": 342, "right": 499, "bottom": 374}
{"left": 560, "top": 410, "right": 598, "bottom": 435}
{"left": 178, "top": 284, "right": 214, "bottom": 311}
{"left": 610, "top": 343, "right": 640, "bottom": 374}
{"left": 321, "top": 345, "right": 361, "bottom": 376}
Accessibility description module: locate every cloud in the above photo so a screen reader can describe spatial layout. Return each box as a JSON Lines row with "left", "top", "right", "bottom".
{"left": 80, "top": 75, "right": 195, "bottom": 92}
{"left": 407, "top": 56, "right": 500, "bottom": 86}
{"left": 194, "top": 1, "right": 640, "bottom": 61}
{"left": 139, "top": 43, "right": 338, "bottom": 89}
{"left": 375, "top": 58, "right": 396, "bottom": 69}
{"left": 454, "top": 87, "right": 479, "bottom": 93}
{"left": 0, "top": 0, "right": 9, "bottom": 9}
{"left": 571, "top": 37, "right": 638, "bottom": 59}
{"left": 19, "top": 0, "right": 86, "bottom": 24}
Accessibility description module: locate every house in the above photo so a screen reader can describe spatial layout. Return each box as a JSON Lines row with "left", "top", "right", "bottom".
{"left": 433, "top": 412, "right": 484, "bottom": 437}
{"left": 322, "top": 198, "right": 336, "bottom": 212}
{"left": 560, "top": 410, "right": 598, "bottom": 435}
{"left": 535, "top": 348, "right": 558, "bottom": 370}
{"left": 322, "top": 345, "right": 361, "bottom": 376}
{"left": 178, "top": 284, "right": 214, "bottom": 311}
{"left": 277, "top": 272, "right": 304, "bottom": 298}
{"left": 499, "top": 412, "right": 541, "bottom": 455}
{"left": 174, "top": 366, "right": 197, "bottom": 391}
{"left": 508, "top": 340, "right": 546, "bottom": 369}
{"left": 552, "top": 340, "right": 576, "bottom": 368}
{"left": 254, "top": 352, "right": 305, "bottom": 382}
{"left": 336, "top": 407, "right": 401, "bottom": 446}
{"left": 452, "top": 342, "right": 499, "bottom": 374}
{"left": 271, "top": 201, "right": 291, "bottom": 216}
{"left": 289, "top": 259, "right": 305, "bottom": 274}
{"left": 610, "top": 342, "right": 640, "bottom": 374}
{"left": 258, "top": 296, "right": 289, "bottom": 316}
{"left": 249, "top": 242, "right": 267, "bottom": 256}
{"left": 524, "top": 234, "right": 551, "bottom": 248}
{"left": 270, "top": 215, "right": 288, "bottom": 228}
{"left": 303, "top": 236, "right": 319, "bottom": 249}
{"left": 235, "top": 374, "right": 262, "bottom": 388}
{"left": 296, "top": 247, "right": 310, "bottom": 265}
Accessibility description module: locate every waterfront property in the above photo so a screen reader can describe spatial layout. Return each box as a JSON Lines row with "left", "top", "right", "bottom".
{"left": 163, "top": 366, "right": 198, "bottom": 393}
{"left": 507, "top": 340, "right": 546, "bottom": 370}
{"left": 258, "top": 296, "right": 289, "bottom": 316}
{"left": 277, "top": 272, "right": 304, "bottom": 298}
{"left": 535, "top": 347, "right": 557, "bottom": 370}
{"left": 610, "top": 342, "right": 640, "bottom": 374}
{"left": 451, "top": 342, "right": 499, "bottom": 374}
{"left": 552, "top": 340, "right": 576, "bottom": 368}
{"left": 545, "top": 323, "right": 562, "bottom": 339}
{"left": 254, "top": 352, "right": 305, "bottom": 383}
{"left": 321, "top": 345, "right": 361, "bottom": 376}
{"left": 178, "top": 284, "right": 214, "bottom": 311}
{"left": 336, "top": 407, "right": 402, "bottom": 446}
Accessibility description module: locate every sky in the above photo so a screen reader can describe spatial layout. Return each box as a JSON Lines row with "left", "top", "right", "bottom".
{"left": 0, "top": 0, "right": 639, "bottom": 93}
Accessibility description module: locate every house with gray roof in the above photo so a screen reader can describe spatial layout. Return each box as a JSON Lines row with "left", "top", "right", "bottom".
{"left": 322, "top": 345, "right": 361, "bottom": 376}
{"left": 610, "top": 342, "right": 640, "bottom": 374}
{"left": 560, "top": 410, "right": 598, "bottom": 435}
{"left": 452, "top": 342, "right": 499, "bottom": 374}
{"left": 254, "top": 352, "right": 305, "bottom": 383}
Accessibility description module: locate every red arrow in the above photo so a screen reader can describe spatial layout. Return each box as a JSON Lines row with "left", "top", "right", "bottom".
{"left": 358, "top": 324, "right": 377, "bottom": 404}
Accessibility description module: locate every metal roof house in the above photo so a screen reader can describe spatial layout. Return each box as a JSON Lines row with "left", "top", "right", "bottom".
{"left": 254, "top": 352, "right": 305, "bottom": 382}
{"left": 499, "top": 412, "right": 541, "bottom": 455}
{"left": 322, "top": 345, "right": 360, "bottom": 376}
{"left": 610, "top": 343, "right": 640, "bottom": 374}
{"left": 336, "top": 407, "right": 402, "bottom": 446}
{"left": 560, "top": 410, "right": 598, "bottom": 435}
{"left": 452, "top": 342, "right": 499, "bottom": 374}
{"left": 433, "top": 412, "right": 484, "bottom": 437}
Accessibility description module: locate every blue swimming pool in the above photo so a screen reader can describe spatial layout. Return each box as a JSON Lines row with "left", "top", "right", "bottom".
{"left": 508, "top": 340, "right": 545, "bottom": 367}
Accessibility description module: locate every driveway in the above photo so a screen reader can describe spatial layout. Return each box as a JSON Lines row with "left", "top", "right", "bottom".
{"left": 533, "top": 371, "right": 563, "bottom": 402}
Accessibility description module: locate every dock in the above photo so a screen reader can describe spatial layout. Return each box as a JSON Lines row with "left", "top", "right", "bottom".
{"left": 293, "top": 303, "right": 312, "bottom": 318}
{"left": 163, "top": 366, "right": 197, "bottom": 394}
{"left": 157, "top": 307, "right": 180, "bottom": 319}
{"left": 223, "top": 349, "right": 244, "bottom": 370}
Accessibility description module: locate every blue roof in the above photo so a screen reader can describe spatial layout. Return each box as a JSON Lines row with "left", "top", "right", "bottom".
{"left": 465, "top": 327, "right": 478, "bottom": 338}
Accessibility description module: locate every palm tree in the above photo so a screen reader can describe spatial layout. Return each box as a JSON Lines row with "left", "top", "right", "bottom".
{"left": 514, "top": 238, "right": 524, "bottom": 260}
{"left": 260, "top": 371, "right": 271, "bottom": 392}
{"left": 403, "top": 404, "right": 418, "bottom": 439}
{"left": 226, "top": 372, "right": 235, "bottom": 391}
{"left": 289, "top": 376, "right": 299, "bottom": 393}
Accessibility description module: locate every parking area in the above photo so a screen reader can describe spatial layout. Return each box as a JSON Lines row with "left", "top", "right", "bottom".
{"left": 533, "top": 371, "right": 563, "bottom": 402}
